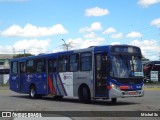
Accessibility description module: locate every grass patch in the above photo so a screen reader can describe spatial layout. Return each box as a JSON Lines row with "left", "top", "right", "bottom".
{"left": 0, "top": 84, "right": 9, "bottom": 87}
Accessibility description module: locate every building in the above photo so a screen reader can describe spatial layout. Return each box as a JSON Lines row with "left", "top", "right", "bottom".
{"left": 0, "top": 54, "right": 13, "bottom": 84}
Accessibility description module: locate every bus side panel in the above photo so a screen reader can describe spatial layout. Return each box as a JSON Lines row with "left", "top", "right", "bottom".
{"left": 59, "top": 72, "right": 73, "bottom": 96}
{"left": 35, "top": 73, "right": 47, "bottom": 95}
{"left": 47, "top": 73, "right": 57, "bottom": 95}
{"left": 22, "top": 73, "right": 47, "bottom": 95}
{"left": 23, "top": 73, "right": 35, "bottom": 94}
{"left": 10, "top": 75, "right": 19, "bottom": 93}
{"left": 73, "top": 71, "right": 94, "bottom": 97}
{"left": 19, "top": 73, "right": 26, "bottom": 93}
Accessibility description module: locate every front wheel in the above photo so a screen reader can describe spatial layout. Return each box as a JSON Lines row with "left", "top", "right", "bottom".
{"left": 111, "top": 98, "right": 117, "bottom": 103}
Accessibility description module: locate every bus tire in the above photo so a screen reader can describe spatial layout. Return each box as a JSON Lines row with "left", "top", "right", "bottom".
{"left": 81, "top": 86, "right": 91, "bottom": 104}
{"left": 111, "top": 98, "right": 117, "bottom": 103}
{"left": 29, "top": 86, "right": 38, "bottom": 99}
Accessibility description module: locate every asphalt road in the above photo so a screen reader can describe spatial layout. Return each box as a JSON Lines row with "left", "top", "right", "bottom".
{"left": 0, "top": 85, "right": 160, "bottom": 120}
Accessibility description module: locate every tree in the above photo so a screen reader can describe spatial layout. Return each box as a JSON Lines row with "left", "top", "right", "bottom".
{"left": 142, "top": 56, "right": 149, "bottom": 61}
{"left": 13, "top": 53, "right": 33, "bottom": 58}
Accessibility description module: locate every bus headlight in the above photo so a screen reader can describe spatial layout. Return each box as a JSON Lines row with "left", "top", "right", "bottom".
{"left": 110, "top": 83, "right": 120, "bottom": 90}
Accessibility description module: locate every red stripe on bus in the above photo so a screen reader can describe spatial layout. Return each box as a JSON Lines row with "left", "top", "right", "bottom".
{"left": 48, "top": 76, "right": 55, "bottom": 94}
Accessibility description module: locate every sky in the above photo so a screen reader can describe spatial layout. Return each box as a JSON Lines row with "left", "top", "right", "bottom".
{"left": 0, "top": 0, "right": 160, "bottom": 60}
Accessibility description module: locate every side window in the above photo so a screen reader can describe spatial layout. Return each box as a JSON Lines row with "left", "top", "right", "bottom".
{"left": 26, "top": 59, "right": 35, "bottom": 73}
{"left": 48, "top": 60, "right": 53, "bottom": 73}
{"left": 80, "top": 52, "right": 92, "bottom": 71}
{"left": 20, "top": 63, "right": 25, "bottom": 74}
{"left": 48, "top": 59, "right": 57, "bottom": 73}
{"left": 58, "top": 56, "right": 67, "bottom": 72}
{"left": 69, "top": 54, "right": 79, "bottom": 72}
{"left": 36, "top": 59, "right": 46, "bottom": 73}
{"left": 12, "top": 62, "right": 18, "bottom": 75}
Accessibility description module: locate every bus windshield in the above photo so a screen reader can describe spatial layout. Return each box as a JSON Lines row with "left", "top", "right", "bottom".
{"left": 111, "top": 55, "right": 143, "bottom": 78}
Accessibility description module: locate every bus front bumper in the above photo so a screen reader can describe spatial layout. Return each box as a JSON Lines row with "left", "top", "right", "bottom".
{"left": 109, "top": 87, "right": 144, "bottom": 99}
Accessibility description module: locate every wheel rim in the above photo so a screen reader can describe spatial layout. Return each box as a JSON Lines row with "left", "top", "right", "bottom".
{"left": 31, "top": 88, "right": 35, "bottom": 97}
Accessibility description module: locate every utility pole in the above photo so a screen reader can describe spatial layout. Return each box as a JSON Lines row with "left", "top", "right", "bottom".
{"left": 62, "top": 39, "right": 68, "bottom": 51}
{"left": 61, "top": 39, "right": 73, "bottom": 51}
{"left": 24, "top": 49, "right": 25, "bottom": 57}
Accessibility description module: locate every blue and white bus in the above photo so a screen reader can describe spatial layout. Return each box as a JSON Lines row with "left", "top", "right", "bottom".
{"left": 10, "top": 45, "right": 144, "bottom": 103}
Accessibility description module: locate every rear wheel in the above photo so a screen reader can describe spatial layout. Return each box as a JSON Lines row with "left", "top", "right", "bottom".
{"left": 29, "top": 86, "right": 38, "bottom": 99}
{"left": 81, "top": 87, "right": 91, "bottom": 104}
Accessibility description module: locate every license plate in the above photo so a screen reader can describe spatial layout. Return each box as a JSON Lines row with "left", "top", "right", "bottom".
{"left": 128, "top": 91, "right": 136, "bottom": 95}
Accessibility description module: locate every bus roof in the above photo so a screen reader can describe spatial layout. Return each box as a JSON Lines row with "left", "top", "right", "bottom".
{"left": 10, "top": 45, "right": 141, "bottom": 62}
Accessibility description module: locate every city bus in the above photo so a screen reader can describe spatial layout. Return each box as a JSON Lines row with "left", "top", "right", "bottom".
{"left": 10, "top": 45, "right": 144, "bottom": 103}
{"left": 143, "top": 61, "right": 160, "bottom": 82}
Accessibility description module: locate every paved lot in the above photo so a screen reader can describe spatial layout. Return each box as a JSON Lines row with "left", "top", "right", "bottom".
{"left": 0, "top": 85, "right": 160, "bottom": 120}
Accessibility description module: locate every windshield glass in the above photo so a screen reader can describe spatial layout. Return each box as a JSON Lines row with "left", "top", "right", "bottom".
{"left": 111, "top": 55, "right": 143, "bottom": 78}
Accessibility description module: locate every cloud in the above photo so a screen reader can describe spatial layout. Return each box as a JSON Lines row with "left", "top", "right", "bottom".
{"left": 130, "top": 40, "right": 160, "bottom": 60}
{"left": 0, "top": 39, "right": 50, "bottom": 55}
{"left": 151, "top": 18, "right": 160, "bottom": 28}
{"left": 103, "top": 27, "right": 116, "bottom": 34}
{"left": 85, "top": 7, "right": 109, "bottom": 17}
{"left": 79, "top": 22, "right": 102, "bottom": 33}
{"left": 0, "top": 45, "right": 13, "bottom": 54}
{"left": 111, "top": 42, "right": 121, "bottom": 45}
{"left": 68, "top": 38, "right": 104, "bottom": 49}
{"left": 0, "top": 24, "right": 68, "bottom": 38}
{"left": 111, "top": 33, "right": 123, "bottom": 39}
{"left": 138, "top": 0, "right": 160, "bottom": 7}
{"left": 55, "top": 36, "right": 105, "bottom": 52}
{"left": 84, "top": 32, "right": 96, "bottom": 39}
{"left": 126, "top": 31, "right": 143, "bottom": 38}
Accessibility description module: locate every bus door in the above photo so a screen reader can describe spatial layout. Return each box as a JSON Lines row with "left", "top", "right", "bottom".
{"left": 47, "top": 59, "right": 57, "bottom": 95}
{"left": 10, "top": 61, "right": 19, "bottom": 92}
{"left": 95, "top": 53, "right": 108, "bottom": 97}
{"left": 19, "top": 62, "right": 26, "bottom": 93}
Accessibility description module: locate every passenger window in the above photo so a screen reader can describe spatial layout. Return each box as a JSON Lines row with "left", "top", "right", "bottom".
{"left": 80, "top": 52, "right": 92, "bottom": 71}
{"left": 36, "top": 59, "right": 46, "bottom": 73}
{"left": 58, "top": 56, "right": 67, "bottom": 72}
{"left": 48, "top": 59, "right": 57, "bottom": 73}
{"left": 26, "top": 60, "right": 35, "bottom": 73}
{"left": 69, "top": 54, "right": 79, "bottom": 72}
{"left": 12, "top": 62, "right": 18, "bottom": 75}
{"left": 48, "top": 60, "right": 53, "bottom": 73}
{"left": 20, "top": 63, "right": 25, "bottom": 74}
